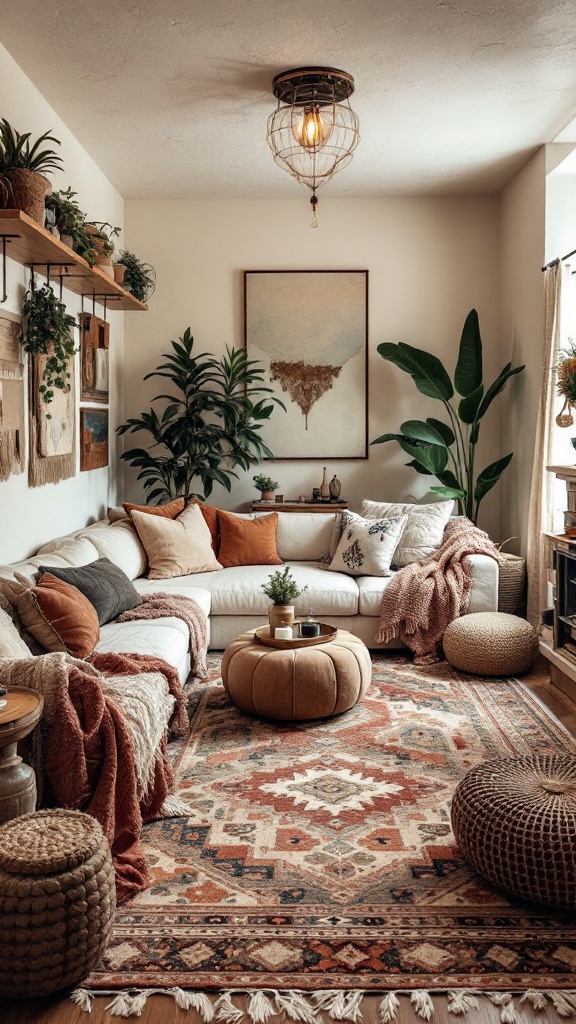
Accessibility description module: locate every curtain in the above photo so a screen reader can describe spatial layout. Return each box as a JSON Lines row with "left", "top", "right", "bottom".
{"left": 526, "top": 260, "right": 566, "bottom": 625}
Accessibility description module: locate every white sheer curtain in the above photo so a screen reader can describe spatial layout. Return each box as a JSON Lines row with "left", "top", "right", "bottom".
{"left": 526, "top": 260, "right": 568, "bottom": 625}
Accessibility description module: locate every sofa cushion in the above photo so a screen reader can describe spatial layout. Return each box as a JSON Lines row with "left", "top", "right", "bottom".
{"left": 357, "top": 574, "right": 396, "bottom": 616}
{"left": 95, "top": 618, "right": 190, "bottom": 683}
{"left": 37, "top": 557, "right": 142, "bottom": 626}
{"left": 217, "top": 510, "right": 283, "bottom": 568}
{"left": 132, "top": 503, "right": 222, "bottom": 579}
{"left": 14, "top": 573, "right": 100, "bottom": 658}
{"left": 132, "top": 580, "right": 212, "bottom": 619}
{"left": 275, "top": 512, "right": 337, "bottom": 562}
{"left": 328, "top": 512, "right": 407, "bottom": 577}
{"left": 24, "top": 536, "right": 100, "bottom": 571}
{"left": 122, "top": 496, "right": 185, "bottom": 518}
{"left": 361, "top": 499, "right": 453, "bottom": 566}
{"left": 79, "top": 521, "right": 147, "bottom": 580}
{"left": 0, "top": 602, "right": 33, "bottom": 659}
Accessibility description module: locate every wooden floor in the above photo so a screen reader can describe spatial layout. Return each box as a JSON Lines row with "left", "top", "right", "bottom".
{"left": 1, "top": 656, "right": 575, "bottom": 1024}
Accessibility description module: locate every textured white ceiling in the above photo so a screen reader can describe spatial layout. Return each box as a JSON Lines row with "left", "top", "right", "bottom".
{"left": 3, "top": 0, "right": 576, "bottom": 198}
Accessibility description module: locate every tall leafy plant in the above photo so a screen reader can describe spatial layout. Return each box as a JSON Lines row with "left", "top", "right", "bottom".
{"left": 371, "top": 309, "right": 525, "bottom": 524}
{"left": 118, "top": 327, "right": 285, "bottom": 503}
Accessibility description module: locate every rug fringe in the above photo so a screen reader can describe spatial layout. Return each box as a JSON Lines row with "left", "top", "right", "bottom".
{"left": 69, "top": 987, "right": 576, "bottom": 1020}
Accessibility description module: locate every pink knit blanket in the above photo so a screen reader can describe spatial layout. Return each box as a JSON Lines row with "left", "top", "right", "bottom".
{"left": 117, "top": 592, "right": 208, "bottom": 681}
{"left": 377, "top": 517, "right": 499, "bottom": 662}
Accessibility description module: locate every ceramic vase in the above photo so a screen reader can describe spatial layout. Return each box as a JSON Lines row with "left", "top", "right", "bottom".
{"left": 269, "top": 604, "right": 295, "bottom": 632}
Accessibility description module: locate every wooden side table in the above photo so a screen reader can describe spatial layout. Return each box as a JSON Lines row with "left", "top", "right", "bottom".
{"left": 0, "top": 688, "right": 43, "bottom": 822}
{"left": 250, "top": 500, "right": 349, "bottom": 514}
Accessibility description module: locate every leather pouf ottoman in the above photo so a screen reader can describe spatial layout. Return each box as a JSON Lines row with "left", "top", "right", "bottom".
{"left": 452, "top": 754, "right": 576, "bottom": 908}
{"left": 0, "top": 808, "right": 116, "bottom": 997}
{"left": 443, "top": 611, "right": 538, "bottom": 675}
{"left": 221, "top": 628, "right": 371, "bottom": 720}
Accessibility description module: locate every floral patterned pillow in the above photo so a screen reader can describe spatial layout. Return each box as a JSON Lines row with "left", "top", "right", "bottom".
{"left": 327, "top": 511, "right": 408, "bottom": 577}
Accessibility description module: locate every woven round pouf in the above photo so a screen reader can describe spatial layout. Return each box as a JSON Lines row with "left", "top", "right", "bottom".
{"left": 452, "top": 755, "right": 576, "bottom": 908}
{"left": 443, "top": 611, "right": 538, "bottom": 675}
{"left": 221, "top": 629, "right": 372, "bottom": 720}
{"left": 0, "top": 808, "right": 116, "bottom": 997}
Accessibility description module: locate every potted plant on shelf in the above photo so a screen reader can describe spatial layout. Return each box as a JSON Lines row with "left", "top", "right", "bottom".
{"left": 371, "top": 308, "right": 525, "bottom": 526}
{"left": 21, "top": 283, "right": 77, "bottom": 417}
{"left": 0, "top": 119, "right": 64, "bottom": 224}
{"left": 261, "top": 567, "right": 307, "bottom": 632}
{"left": 44, "top": 187, "right": 100, "bottom": 266}
{"left": 115, "top": 250, "right": 156, "bottom": 302}
{"left": 253, "top": 473, "right": 279, "bottom": 501}
{"left": 85, "top": 221, "right": 121, "bottom": 277}
{"left": 117, "top": 327, "right": 286, "bottom": 503}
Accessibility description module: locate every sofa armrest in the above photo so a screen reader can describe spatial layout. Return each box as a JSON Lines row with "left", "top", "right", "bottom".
{"left": 464, "top": 554, "right": 499, "bottom": 613}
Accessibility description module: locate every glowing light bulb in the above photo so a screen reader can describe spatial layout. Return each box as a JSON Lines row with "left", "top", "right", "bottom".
{"left": 293, "top": 106, "right": 332, "bottom": 150}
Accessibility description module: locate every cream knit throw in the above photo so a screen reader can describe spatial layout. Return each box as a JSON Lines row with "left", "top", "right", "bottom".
{"left": 377, "top": 517, "right": 499, "bottom": 662}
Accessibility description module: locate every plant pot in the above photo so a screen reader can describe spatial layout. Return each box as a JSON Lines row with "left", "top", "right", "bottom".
{"left": 269, "top": 604, "right": 295, "bottom": 632}
{"left": 113, "top": 263, "right": 126, "bottom": 285}
{"left": 4, "top": 169, "right": 51, "bottom": 225}
{"left": 60, "top": 233, "right": 73, "bottom": 249}
{"left": 95, "top": 256, "right": 114, "bottom": 277}
{"left": 261, "top": 490, "right": 275, "bottom": 501}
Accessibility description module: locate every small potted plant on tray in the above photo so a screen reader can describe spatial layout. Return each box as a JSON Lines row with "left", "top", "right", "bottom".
{"left": 253, "top": 473, "right": 279, "bottom": 501}
{"left": 261, "top": 567, "right": 307, "bottom": 631}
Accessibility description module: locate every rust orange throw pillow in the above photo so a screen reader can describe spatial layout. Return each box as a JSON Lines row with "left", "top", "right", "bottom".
{"left": 122, "top": 497, "right": 185, "bottom": 519}
{"left": 15, "top": 573, "right": 100, "bottom": 659}
{"left": 217, "top": 511, "right": 283, "bottom": 568}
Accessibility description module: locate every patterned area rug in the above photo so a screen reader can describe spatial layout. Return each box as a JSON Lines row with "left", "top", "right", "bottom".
{"left": 85, "top": 653, "right": 576, "bottom": 999}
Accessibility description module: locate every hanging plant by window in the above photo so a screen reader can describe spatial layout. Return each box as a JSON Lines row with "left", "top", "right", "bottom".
{"left": 21, "top": 283, "right": 77, "bottom": 417}
{"left": 556, "top": 341, "right": 576, "bottom": 427}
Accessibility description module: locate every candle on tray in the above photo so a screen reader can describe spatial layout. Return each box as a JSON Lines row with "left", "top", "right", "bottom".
{"left": 274, "top": 626, "right": 293, "bottom": 640}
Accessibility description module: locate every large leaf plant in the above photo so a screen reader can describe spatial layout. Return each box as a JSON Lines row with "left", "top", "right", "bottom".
{"left": 371, "top": 309, "right": 525, "bottom": 524}
{"left": 118, "top": 327, "right": 285, "bottom": 503}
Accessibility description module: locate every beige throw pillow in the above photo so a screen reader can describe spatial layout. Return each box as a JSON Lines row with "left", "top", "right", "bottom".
{"left": 131, "top": 503, "right": 222, "bottom": 579}
{"left": 0, "top": 604, "right": 33, "bottom": 659}
{"left": 361, "top": 499, "right": 453, "bottom": 567}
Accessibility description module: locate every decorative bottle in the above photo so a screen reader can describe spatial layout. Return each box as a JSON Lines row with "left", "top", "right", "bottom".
{"left": 320, "top": 467, "right": 330, "bottom": 502}
{"left": 329, "top": 474, "right": 341, "bottom": 500}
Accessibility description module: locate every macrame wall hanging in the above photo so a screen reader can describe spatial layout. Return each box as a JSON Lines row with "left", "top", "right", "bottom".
{"left": 28, "top": 352, "right": 76, "bottom": 488}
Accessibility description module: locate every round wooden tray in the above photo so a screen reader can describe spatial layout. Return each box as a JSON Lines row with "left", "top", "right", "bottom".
{"left": 254, "top": 623, "right": 337, "bottom": 650}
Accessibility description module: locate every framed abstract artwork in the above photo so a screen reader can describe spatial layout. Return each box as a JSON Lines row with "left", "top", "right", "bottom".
{"left": 80, "top": 408, "right": 109, "bottom": 471}
{"left": 244, "top": 270, "right": 368, "bottom": 459}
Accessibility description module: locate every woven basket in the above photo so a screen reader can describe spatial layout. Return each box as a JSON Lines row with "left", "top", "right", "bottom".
{"left": 0, "top": 808, "right": 116, "bottom": 997}
{"left": 452, "top": 754, "right": 576, "bottom": 908}
{"left": 498, "top": 551, "right": 526, "bottom": 614}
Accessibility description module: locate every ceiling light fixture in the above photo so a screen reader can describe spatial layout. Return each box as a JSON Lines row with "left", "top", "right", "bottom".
{"left": 266, "top": 66, "right": 360, "bottom": 228}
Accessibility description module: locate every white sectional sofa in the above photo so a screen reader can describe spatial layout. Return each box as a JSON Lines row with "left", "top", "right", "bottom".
{"left": 0, "top": 510, "right": 498, "bottom": 681}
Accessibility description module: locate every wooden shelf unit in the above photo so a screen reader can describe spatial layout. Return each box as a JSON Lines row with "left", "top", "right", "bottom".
{"left": 0, "top": 209, "right": 147, "bottom": 311}
{"left": 250, "top": 501, "right": 348, "bottom": 514}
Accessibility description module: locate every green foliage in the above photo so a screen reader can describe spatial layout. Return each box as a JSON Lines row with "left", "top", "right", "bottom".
{"left": 86, "top": 221, "right": 121, "bottom": 258}
{"left": 21, "top": 284, "right": 77, "bottom": 417}
{"left": 117, "top": 327, "right": 286, "bottom": 503}
{"left": 44, "top": 188, "right": 99, "bottom": 265}
{"left": 0, "top": 118, "right": 63, "bottom": 173}
{"left": 372, "top": 309, "right": 525, "bottom": 524}
{"left": 116, "top": 250, "right": 156, "bottom": 302}
{"left": 261, "top": 566, "right": 306, "bottom": 605}
{"left": 253, "top": 473, "right": 279, "bottom": 492}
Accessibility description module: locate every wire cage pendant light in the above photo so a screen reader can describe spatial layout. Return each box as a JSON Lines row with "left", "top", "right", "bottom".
{"left": 266, "top": 67, "right": 360, "bottom": 228}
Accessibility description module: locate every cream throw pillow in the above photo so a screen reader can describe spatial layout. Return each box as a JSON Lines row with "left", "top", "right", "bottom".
{"left": 0, "top": 603, "right": 33, "bottom": 659}
{"left": 327, "top": 511, "right": 407, "bottom": 577}
{"left": 361, "top": 499, "right": 453, "bottom": 567}
{"left": 131, "top": 503, "right": 222, "bottom": 579}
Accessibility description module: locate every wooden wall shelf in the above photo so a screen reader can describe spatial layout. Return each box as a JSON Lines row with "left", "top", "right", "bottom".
{"left": 0, "top": 209, "right": 147, "bottom": 311}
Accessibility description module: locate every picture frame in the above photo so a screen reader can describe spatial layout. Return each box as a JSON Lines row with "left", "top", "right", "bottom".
{"left": 244, "top": 270, "right": 368, "bottom": 460}
{"left": 80, "top": 407, "right": 108, "bottom": 471}
{"left": 80, "top": 312, "right": 110, "bottom": 403}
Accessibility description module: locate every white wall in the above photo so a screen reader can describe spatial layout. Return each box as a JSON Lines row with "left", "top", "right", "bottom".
{"left": 0, "top": 42, "right": 125, "bottom": 563}
{"left": 499, "top": 147, "right": 546, "bottom": 554}
{"left": 124, "top": 195, "right": 503, "bottom": 538}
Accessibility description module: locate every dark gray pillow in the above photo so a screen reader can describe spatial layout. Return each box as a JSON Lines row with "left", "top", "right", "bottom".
{"left": 37, "top": 557, "right": 142, "bottom": 626}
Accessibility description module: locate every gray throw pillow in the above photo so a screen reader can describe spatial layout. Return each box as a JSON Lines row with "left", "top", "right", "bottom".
{"left": 37, "top": 557, "right": 142, "bottom": 626}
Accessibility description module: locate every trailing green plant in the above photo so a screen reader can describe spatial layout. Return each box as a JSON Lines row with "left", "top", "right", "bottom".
{"left": 117, "top": 327, "right": 286, "bottom": 503}
{"left": 253, "top": 473, "right": 279, "bottom": 492}
{"left": 44, "top": 188, "right": 98, "bottom": 264}
{"left": 371, "top": 309, "right": 525, "bottom": 525}
{"left": 21, "top": 284, "right": 77, "bottom": 416}
{"left": 261, "top": 566, "right": 307, "bottom": 605}
{"left": 116, "top": 250, "right": 156, "bottom": 302}
{"left": 0, "top": 118, "right": 63, "bottom": 205}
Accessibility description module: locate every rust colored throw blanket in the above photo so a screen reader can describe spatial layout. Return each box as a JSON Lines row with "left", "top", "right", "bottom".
{"left": 0, "top": 650, "right": 188, "bottom": 904}
{"left": 117, "top": 592, "right": 208, "bottom": 681}
{"left": 377, "top": 517, "right": 499, "bottom": 662}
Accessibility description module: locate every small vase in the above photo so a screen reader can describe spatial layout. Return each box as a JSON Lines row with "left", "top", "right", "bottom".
{"left": 113, "top": 263, "right": 126, "bottom": 285}
{"left": 320, "top": 466, "right": 330, "bottom": 502}
{"left": 329, "top": 474, "right": 341, "bottom": 500}
{"left": 269, "top": 604, "right": 295, "bottom": 632}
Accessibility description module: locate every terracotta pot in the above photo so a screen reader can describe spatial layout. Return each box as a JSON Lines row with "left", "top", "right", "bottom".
{"left": 60, "top": 233, "right": 73, "bottom": 249}
{"left": 4, "top": 169, "right": 51, "bottom": 224}
{"left": 269, "top": 604, "right": 295, "bottom": 632}
{"left": 113, "top": 263, "right": 126, "bottom": 285}
{"left": 96, "top": 258, "right": 114, "bottom": 278}
{"left": 261, "top": 490, "right": 275, "bottom": 501}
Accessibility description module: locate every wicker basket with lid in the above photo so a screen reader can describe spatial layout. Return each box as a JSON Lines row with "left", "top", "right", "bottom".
{"left": 0, "top": 808, "right": 115, "bottom": 997}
